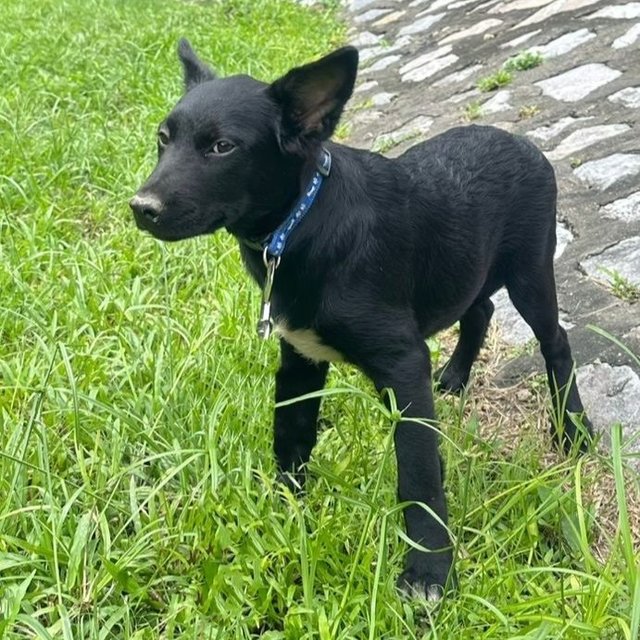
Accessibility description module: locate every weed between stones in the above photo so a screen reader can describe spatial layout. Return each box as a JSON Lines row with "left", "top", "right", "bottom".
{"left": 477, "top": 68, "right": 513, "bottom": 92}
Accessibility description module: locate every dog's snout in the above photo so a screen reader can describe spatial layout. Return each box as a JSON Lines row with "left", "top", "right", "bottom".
{"left": 129, "top": 193, "right": 163, "bottom": 223}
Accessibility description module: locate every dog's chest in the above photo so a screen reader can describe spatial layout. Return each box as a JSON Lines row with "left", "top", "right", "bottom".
{"left": 274, "top": 321, "right": 343, "bottom": 363}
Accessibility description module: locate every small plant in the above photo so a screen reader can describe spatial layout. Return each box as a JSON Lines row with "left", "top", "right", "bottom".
{"left": 350, "top": 97, "right": 374, "bottom": 112}
{"left": 333, "top": 121, "right": 352, "bottom": 141}
{"left": 473, "top": 50, "right": 542, "bottom": 95}
{"left": 477, "top": 69, "right": 513, "bottom": 92}
{"left": 464, "top": 101, "right": 483, "bottom": 121}
{"left": 503, "top": 50, "right": 544, "bottom": 72}
{"left": 570, "top": 157, "right": 583, "bottom": 168}
{"left": 600, "top": 268, "right": 640, "bottom": 302}
{"left": 519, "top": 104, "right": 540, "bottom": 119}
{"left": 372, "top": 136, "right": 396, "bottom": 154}
{"left": 372, "top": 129, "right": 420, "bottom": 154}
{"left": 319, "top": 0, "right": 343, "bottom": 9}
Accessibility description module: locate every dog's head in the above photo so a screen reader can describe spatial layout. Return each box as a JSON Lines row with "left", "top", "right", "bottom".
{"left": 130, "top": 40, "right": 358, "bottom": 242}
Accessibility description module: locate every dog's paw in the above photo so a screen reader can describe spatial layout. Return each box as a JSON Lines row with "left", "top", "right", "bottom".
{"left": 397, "top": 574, "right": 444, "bottom": 602}
{"left": 550, "top": 413, "right": 594, "bottom": 456}
{"left": 275, "top": 469, "right": 306, "bottom": 494}
{"left": 434, "top": 363, "right": 468, "bottom": 394}
{"left": 397, "top": 551, "right": 455, "bottom": 602}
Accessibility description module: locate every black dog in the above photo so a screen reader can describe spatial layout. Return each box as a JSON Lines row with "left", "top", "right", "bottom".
{"left": 130, "top": 41, "right": 592, "bottom": 597}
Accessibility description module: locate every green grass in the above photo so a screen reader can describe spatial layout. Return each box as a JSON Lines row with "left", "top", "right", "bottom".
{"left": 333, "top": 122, "right": 353, "bottom": 142}
{"left": 477, "top": 69, "right": 513, "bottom": 92}
{"left": 371, "top": 135, "right": 405, "bottom": 154}
{"left": 599, "top": 269, "right": 640, "bottom": 303}
{"left": 1, "top": 1, "right": 639, "bottom": 638}
{"left": 518, "top": 104, "right": 541, "bottom": 120}
{"left": 371, "top": 131, "right": 420, "bottom": 154}
{"left": 464, "top": 101, "right": 484, "bottom": 122}
{"left": 503, "top": 51, "right": 544, "bottom": 72}
{"left": 476, "top": 51, "right": 543, "bottom": 96}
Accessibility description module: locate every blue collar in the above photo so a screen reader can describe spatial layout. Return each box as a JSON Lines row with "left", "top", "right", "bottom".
{"left": 253, "top": 149, "right": 330, "bottom": 339}
{"left": 261, "top": 148, "right": 331, "bottom": 259}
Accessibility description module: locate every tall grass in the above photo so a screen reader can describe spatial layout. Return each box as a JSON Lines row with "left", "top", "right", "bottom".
{"left": 1, "top": 1, "right": 638, "bottom": 637}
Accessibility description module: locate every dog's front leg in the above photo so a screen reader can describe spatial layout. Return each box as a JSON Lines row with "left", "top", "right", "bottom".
{"left": 365, "top": 340, "right": 453, "bottom": 598}
{"left": 274, "top": 339, "right": 329, "bottom": 491}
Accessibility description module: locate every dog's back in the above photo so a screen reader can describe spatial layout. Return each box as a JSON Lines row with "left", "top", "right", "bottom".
{"left": 388, "top": 125, "right": 558, "bottom": 333}
{"left": 400, "top": 124, "right": 557, "bottom": 256}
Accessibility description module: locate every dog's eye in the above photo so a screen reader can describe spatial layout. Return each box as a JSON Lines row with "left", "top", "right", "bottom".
{"left": 206, "top": 140, "right": 235, "bottom": 156}
{"left": 157, "top": 129, "right": 170, "bottom": 147}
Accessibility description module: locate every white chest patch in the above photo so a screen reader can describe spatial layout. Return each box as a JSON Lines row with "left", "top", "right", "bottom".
{"left": 274, "top": 321, "right": 344, "bottom": 363}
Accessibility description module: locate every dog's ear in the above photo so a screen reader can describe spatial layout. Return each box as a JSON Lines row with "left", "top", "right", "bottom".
{"left": 178, "top": 38, "right": 216, "bottom": 91}
{"left": 269, "top": 46, "right": 359, "bottom": 155}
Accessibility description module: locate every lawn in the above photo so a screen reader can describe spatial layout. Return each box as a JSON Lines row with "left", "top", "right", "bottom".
{"left": 0, "top": 0, "right": 638, "bottom": 638}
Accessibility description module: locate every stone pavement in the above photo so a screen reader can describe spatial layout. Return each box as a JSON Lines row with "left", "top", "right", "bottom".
{"left": 335, "top": 0, "right": 640, "bottom": 454}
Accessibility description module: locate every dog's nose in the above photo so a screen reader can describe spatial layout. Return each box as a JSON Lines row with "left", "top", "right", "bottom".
{"left": 129, "top": 193, "right": 163, "bottom": 223}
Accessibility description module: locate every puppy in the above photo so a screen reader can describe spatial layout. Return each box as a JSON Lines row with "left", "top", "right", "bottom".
{"left": 131, "top": 41, "right": 592, "bottom": 597}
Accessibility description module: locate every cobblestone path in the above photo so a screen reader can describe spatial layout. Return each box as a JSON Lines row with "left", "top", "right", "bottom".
{"left": 338, "top": 0, "right": 640, "bottom": 455}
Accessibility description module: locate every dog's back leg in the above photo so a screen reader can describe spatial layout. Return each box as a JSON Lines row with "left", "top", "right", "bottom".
{"left": 436, "top": 298, "right": 494, "bottom": 393}
{"left": 506, "top": 264, "right": 593, "bottom": 452}
{"left": 274, "top": 340, "right": 329, "bottom": 490}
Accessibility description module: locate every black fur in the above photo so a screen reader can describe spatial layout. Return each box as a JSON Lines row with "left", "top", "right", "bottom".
{"left": 130, "top": 42, "right": 593, "bottom": 596}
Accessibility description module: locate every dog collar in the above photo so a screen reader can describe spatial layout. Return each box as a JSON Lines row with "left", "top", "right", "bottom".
{"left": 240, "top": 148, "right": 331, "bottom": 255}
{"left": 255, "top": 148, "right": 331, "bottom": 339}
{"left": 265, "top": 148, "right": 331, "bottom": 258}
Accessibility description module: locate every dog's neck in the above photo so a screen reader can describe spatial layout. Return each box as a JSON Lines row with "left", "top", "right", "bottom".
{"left": 230, "top": 149, "right": 328, "bottom": 254}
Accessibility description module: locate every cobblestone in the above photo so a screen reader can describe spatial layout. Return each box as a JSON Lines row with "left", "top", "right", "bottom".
{"left": 535, "top": 64, "right": 622, "bottom": 102}
{"left": 341, "top": 0, "right": 640, "bottom": 458}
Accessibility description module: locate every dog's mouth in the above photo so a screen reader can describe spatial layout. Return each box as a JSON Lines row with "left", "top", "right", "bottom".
{"left": 133, "top": 208, "right": 226, "bottom": 242}
{"left": 132, "top": 209, "right": 161, "bottom": 233}
{"left": 133, "top": 212, "right": 158, "bottom": 230}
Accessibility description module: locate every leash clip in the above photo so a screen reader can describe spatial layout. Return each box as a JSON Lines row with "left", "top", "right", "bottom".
{"left": 255, "top": 151, "right": 329, "bottom": 339}
{"left": 257, "top": 248, "right": 280, "bottom": 339}
{"left": 317, "top": 147, "right": 331, "bottom": 177}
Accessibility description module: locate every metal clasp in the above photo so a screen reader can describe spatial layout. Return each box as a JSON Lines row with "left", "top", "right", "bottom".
{"left": 257, "top": 248, "right": 280, "bottom": 339}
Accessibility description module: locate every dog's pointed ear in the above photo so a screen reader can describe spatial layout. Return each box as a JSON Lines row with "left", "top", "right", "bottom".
{"left": 268, "top": 46, "right": 359, "bottom": 155}
{"left": 178, "top": 38, "right": 216, "bottom": 91}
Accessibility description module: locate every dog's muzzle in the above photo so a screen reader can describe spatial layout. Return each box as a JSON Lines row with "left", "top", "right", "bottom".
{"left": 129, "top": 192, "right": 164, "bottom": 225}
